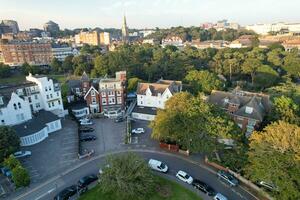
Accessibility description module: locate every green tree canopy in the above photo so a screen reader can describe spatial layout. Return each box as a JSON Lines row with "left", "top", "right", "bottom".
{"left": 12, "top": 165, "right": 30, "bottom": 188}
{"left": 242, "top": 58, "right": 262, "bottom": 84}
{"left": 0, "top": 126, "right": 20, "bottom": 162}
{"left": 254, "top": 65, "right": 279, "bottom": 88}
{"left": 150, "top": 92, "right": 240, "bottom": 152}
{"left": 50, "top": 57, "right": 62, "bottom": 73}
{"left": 185, "top": 70, "right": 223, "bottom": 94}
{"left": 127, "top": 77, "right": 142, "bottom": 93}
{"left": 0, "top": 63, "right": 11, "bottom": 78}
{"left": 4, "top": 155, "right": 21, "bottom": 170}
{"left": 99, "top": 153, "right": 155, "bottom": 200}
{"left": 91, "top": 55, "right": 109, "bottom": 78}
{"left": 245, "top": 121, "right": 300, "bottom": 199}
{"left": 283, "top": 50, "right": 300, "bottom": 79}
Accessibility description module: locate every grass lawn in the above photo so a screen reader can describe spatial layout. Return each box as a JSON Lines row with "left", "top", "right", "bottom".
{"left": 79, "top": 176, "right": 202, "bottom": 200}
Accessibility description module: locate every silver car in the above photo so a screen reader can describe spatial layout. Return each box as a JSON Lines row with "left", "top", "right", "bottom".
{"left": 13, "top": 151, "right": 32, "bottom": 158}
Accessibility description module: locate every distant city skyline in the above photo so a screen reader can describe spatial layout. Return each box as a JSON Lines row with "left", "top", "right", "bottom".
{"left": 0, "top": 0, "right": 299, "bottom": 30}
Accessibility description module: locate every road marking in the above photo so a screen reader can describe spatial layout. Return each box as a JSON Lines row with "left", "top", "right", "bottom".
{"left": 34, "top": 187, "right": 56, "bottom": 200}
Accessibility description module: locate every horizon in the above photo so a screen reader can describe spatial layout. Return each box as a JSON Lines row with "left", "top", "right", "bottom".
{"left": 1, "top": 0, "right": 300, "bottom": 30}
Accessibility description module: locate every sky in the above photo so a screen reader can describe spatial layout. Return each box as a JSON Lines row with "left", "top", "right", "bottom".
{"left": 0, "top": 0, "right": 299, "bottom": 30}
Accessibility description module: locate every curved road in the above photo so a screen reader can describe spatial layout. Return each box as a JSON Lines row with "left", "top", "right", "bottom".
{"left": 14, "top": 150, "right": 257, "bottom": 200}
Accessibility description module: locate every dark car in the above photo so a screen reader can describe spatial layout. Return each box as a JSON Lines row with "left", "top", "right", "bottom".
{"left": 78, "top": 174, "right": 98, "bottom": 188}
{"left": 192, "top": 179, "right": 215, "bottom": 196}
{"left": 114, "top": 117, "right": 124, "bottom": 123}
{"left": 54, "top": 185, "right": 77, "bottom": 200}
{"left": 80, "top": 135, "right": 97, "bottom": 142}
{"left": 217, "top": 170, "right": 239, "bottom": 186}
{"left": 79, "top": 127, "right": 94, "bottom": 133}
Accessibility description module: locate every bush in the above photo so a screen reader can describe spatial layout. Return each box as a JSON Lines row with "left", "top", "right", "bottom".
{"left": 12, "top": 165, "right": 30, "bottom": 188}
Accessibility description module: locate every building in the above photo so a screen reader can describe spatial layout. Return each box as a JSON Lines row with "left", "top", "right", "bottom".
{"left": 75, "top": 31, "right": 100, "bottom": 46}
{"left": 84, "top": 71, "right": 126, "bottom": 115}
{"left": 0, "top": 40, "right": 52, "bottom": 66}
{"left": 0, "top": 74, "right": 64, "bottom": 146}
{"left": 139, "top": 29, "right": 155, "bottom": 38}
{"left": 208, "top": 88, "right": 271, "bottom": 137}
{"left": 51, "top": 44, "right": 77, "bottom": 61}
{"left": 200, "top": 22, "right": 214, "bottom": 30}
{"left": 132, "top": 79, "right": 182, "bottom": 121}
{"left": 43, "top": 21, "right": 60, "bottom": 36}
{"left": 282, "top": 40, "right": 300, "bottom": 51}
{"left": 229, "top": 35, "right": 254, "bottom": 48}
{"left": 246, "top": 22, "right": 300, "bottom": 35}
{"left": 162, "top": 36, "right": 184, "bottom": 48}
{"left": 142, "top": 38, "right": 160, "bottom": 45}
{"left": 99, "top": 32, "right": 111, "bottom": 45}
{"left": 2, "top": 20, "right": 19, "bottom": 34}
{"left": 0, "top": 21, "right": 12, "bottom": 35}
{"left": 187, "top": 40, "right": 229, "bottom": 49}
{"left": 1, "top": 32, "right": 31, "bottom": 41}
{"left": 121, "top": 15, "right": 129, "bottom": 43}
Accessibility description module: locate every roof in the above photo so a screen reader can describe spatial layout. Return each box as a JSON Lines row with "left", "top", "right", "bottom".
{"left": 13, "top": 110, "right": 59, "bottom": 137}
{"left": 67, "top": 79, "right": 81, "bottom": 89}
{"left": 81, "top": 71, "right": 89, "bottom": 82}
{"left": 208, "top": 89, "right": 271, "bottom": 121}
{"left": 136, "top": 79, "right": 182, "bottom": 96}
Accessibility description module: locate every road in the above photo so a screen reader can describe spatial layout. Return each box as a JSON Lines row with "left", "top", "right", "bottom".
{"left": 13, "top": 150, "right": 257, "bottom": 200}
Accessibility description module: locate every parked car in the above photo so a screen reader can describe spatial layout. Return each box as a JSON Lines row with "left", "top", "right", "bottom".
{"left": 131, "top": 128, "right": 145, "bottom": 134}
{"left": 79, "top": 127, "right": 94, "bottom": 133}
{"left": 148, "top": 159, "right": 168, "bottom": 173}
{"left": 217, "top": 170, "right": 238, "bottom": 186}
{"left": 80, "top": 120, "right": 93, "bottom": 126}
{"left": 77, "top": 174, "right": 98, "bottom": 188}
{"left": 213, "top": 193, "right": 228, "bottom": 200}
{"left": 176, "top": 170, "right": 193, "bottom": 184}
{"left": 115, "top": 117, "right": 124, "bottom": 123}
{"left": 54, "top": 185, "right": 77, "bottom": 200}
{"left": 13, "top": 151, "right": 32, "bottom": 158}
{"left": 257, "top": 181, "right": 278, "bottom": 191}
{"left": 192, "top": 179, "right": 215, "bottom": 196}
{"left": 0, "top": 167, "right": 12, "bottom": 178}
{"left": 80, "top": 135, "right": 97, "bottom": 142}
{"left": 79, "top": 118, "right": 90, "bottom": 122}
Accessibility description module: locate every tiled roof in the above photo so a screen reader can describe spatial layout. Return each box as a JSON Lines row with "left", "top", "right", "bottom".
{"left": 137, "top": 79, "right": 182, "bottom": 96}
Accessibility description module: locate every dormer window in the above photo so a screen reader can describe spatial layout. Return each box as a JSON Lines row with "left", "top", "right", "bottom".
{"left": 13, "top": 103, "right": 17, "bottom": 110}
{"left": 245, "top": 106, "right": 253, "bottom": 114}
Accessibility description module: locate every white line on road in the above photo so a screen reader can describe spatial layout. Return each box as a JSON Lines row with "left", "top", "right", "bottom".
{"left": 34, "top": 187, "right": 56, "bottom": 200}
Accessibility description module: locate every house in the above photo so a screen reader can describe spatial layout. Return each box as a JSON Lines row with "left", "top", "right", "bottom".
{"left": 282, "top": 39, "right": 300, "bottom": 51}
{"left": 186, "top": 40, "right": 229, "bottom": 49}
{"left": 162, "top": 36, "right": 184, "bottom": 48}
{"left": 66, "top": 72, "right": 91, "bottom": 101}
{"left": 208, "top": 88, "right": 271, "bottom": 137}
{"left": 0, "top": 74, "right": 64, "bottom": 146}
{"left": 132, "top": 79, "right": 182, "bottom": 121}
{"left": 229, "top": 35, "right": 254, "bottom": 48}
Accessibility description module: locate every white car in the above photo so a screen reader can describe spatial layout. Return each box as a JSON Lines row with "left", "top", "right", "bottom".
{"left": 213, "top": 193, "right": 228, "bottom": 200}
{"left": 131, "top": 128, "right": 145, "bottom": 134}
{"left": 148, "top": 159, "right": 168, "bottom": 173}
{"left": 80, "top": 120, "right": 93, "bottom": 125}
{"left": 13, "top": 151, "right": 31, "bottom": 158}
{"left": 176, "top": 170, "right": 193, "bottom": 184}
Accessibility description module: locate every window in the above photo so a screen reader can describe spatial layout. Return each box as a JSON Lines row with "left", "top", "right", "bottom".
{"left": 50, "top": 94, "right": 53, "bottom": 98}
{"left": 92, "top": 97, "right": 96, "bottom": 103}
{"left": 13, "top": 103, "right": 17, "bottom": 110}
{"left": 102, "top": 98, "right": 107, "bottom": 105}
{"left": 140, "top": 101, "right": 143, "bottom": 105}
{"left": 35, "top": 95, "right": 38, "bottom": 100}
{"left": 48, "top": 103, "right": 51, "bottom": 108}
{"left": 91, "top": 90, "right": 95, "bottom": 96}
{"left": 1, "top": 119, "right": 4, "bottom": 124}
{"left": 52, "top": 102, "right": 54, "bottom": 106}
{"left": 57, "top": 92, "right": 59, "bottom": 97}
{"left": 36, "top": 103, "right": 40, "bottom": 108}
{"left": 58, "top": 100, "right": 61, "bottom": 105}
{"left": 20, "top": 113, "right": 25, "bottom": 120}
{"left": 18, "top": 102, "right": 21, "bottom": 109}
{"left": 45, "top": 87, "right": 48, "bottom": 92}
{"left": 28, "top": 97, "right": 32, "bottom": 103}
{"left": 47, "top": 95, "right": 49, "bottom": 99}
{"left": 49, "top": 86, "right": 51, "bottom": 91}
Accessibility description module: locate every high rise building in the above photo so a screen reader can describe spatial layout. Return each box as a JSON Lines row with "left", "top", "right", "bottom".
{"left": 43, "top": 21, "right": 60, "bottom": 36}
{"left": 99, "top": 32, "right": 111, "bottom": 45}
{"left": 0, "top": 21, "right": 12, "bottom": 35}
{"left": 2, "top": 20, "right": 19, "bottom": 34}
{"left": 121, "top": 15, "right": 129, "bottom": 43}
{"left": 75, "top": 31, "right": 100, "bottom": 46}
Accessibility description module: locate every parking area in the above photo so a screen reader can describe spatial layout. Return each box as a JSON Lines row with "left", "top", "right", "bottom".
{"left": 130, "top": 119, "right": 159, "bottom": 148}
{"left": 19, "top": 118, "right": 79, "bottom": 183}
{"left": 80, "top": 117, "right": 126, "bottom": 155}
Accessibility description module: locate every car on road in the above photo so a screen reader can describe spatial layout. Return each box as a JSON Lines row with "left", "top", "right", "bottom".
{"left": 148, "top": 159, "right": 168, "bottom": 173}
{"left": 80, "top": 120, "right": 93, "bottom": 126}
{"left": 213, "top": 193, "right": 228, "bottom": 200}
{"left": 54, "top": 185, "right": 77, "bottom": 200}
{"left": 217, "top": 170, "right": 238, "bottom": 187}
{"left": 192, "top": 179, "right": 215, "bottom": 196}
{"left": 176, "top": 170, "right": 193, "bottom": 184}
{"left": 131, "top": 128, "right": 145, "bottom": 134}
{"left": 78, "top": 174, "right": 98, "bottom": 188}
{"left": 115, "top": 117, "right": 124, "bottom": 123}
{"left": 80, "top": 135, "right": 97, "bottom": 142}
{"left": 79, "top": 126, "right": 94, "bottom": 133}
{"left": 13, "top": 151, "right": 32, "bottom": 158}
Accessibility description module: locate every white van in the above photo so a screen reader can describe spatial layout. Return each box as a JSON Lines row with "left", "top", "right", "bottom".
{"left": 148, "top": 159, "right": 168, "bottom": 173}
{"left": 213, "top": 193, "right": 228, "bottom": 200}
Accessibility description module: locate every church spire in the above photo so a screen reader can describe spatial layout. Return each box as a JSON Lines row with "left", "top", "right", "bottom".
{"left": 121, "top": 15, "right": 129, "bottom": 43}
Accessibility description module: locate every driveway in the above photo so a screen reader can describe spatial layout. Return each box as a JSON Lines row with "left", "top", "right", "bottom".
{"left": 19, "top": 118, "right": 79, "bottom": 183}
{"left": 80, "top": 118, "right": 126, "bottom": 155}
{"left": 130, "top": 119, "right": 158, "bottom": 148}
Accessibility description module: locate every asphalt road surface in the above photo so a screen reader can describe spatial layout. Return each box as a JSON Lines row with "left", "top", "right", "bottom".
{"left": 14, "top": 150, "right": 257, "bottom": 200}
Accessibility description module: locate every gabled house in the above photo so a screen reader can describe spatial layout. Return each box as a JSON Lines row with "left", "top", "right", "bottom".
{"left": 208, "top": 88, "right": 271, "bottom": 137}
{"left": 132, "top": 79, "right": 182, "bottom": 121}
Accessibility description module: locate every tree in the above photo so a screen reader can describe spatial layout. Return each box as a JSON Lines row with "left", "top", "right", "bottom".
{"left": 50, "top": 58, "right": 62, "bottom": 73}
{"left": 62, "top": 55, "right": 74, "bottom": 73}
{"left": 245, "top": 121, "right": 300, "bottom": 199}
{"left": 185, "top": 70, "right": 223, "bottom": 94}
{"left": 91, "top": 55, "right": 108, "bottom": 77}
{"left": 0, "top": 63, "right": 11, "bottom": 78}
{"left": 242, "top": 58, "right": 262, "bottom": 85}
{"left": 283, "top": 50, "right": 300, "bottom": 78}
{"left": 4, "top": 155, "right": 21, "bottom": 170}
{"left": 267, "top": 48, "right": 284, "bottom": 67}
{"left": 254, "top": 65, "right": 279, "bottom": 88}
{"left": 127, "top": 77, "right": 142, "bottom": 92}
{"left": 12, "top": 165, "right": 30, "bottom": 188}
{"left": 0, "top": 126, "right": 20, "bottom": 162}
{"left": 100, "top": 153, "right": 155, "bottom": 200}
{"left": 269, "top": 96, "right": 300, "bottom": 124}
{"left": 150, "top": 92, "right": 240, "bottom": 153}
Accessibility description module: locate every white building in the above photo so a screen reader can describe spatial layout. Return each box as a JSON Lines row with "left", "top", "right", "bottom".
{"left": 162, "top": 36, "right": 184, "bottom": 48}
{"left": 0, "top": 74, "right": 64, "bottom": 146}
{"left": 132, "top": 79, "right": 182, "bottom": 121}
{"left": 51, "top": 44, "right": 77, "bottom": 61}
{"left": 246, "top": 22, "right": 300, "bottom": 35}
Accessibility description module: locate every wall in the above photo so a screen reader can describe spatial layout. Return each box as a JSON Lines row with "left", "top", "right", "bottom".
{"left": 132, "top": 112, "right": 155, "bottom": 121}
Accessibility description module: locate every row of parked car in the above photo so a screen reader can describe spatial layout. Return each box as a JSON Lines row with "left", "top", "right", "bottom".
{"left": 148, "top": 158, "right": 237, "bottom": 200}
{"left": 78, "top": 118, "right": 97, "bottom": 142}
